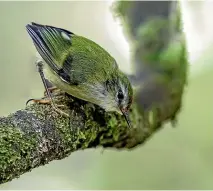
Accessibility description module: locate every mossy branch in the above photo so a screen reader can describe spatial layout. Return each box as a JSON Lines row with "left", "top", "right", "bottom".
{"left": 0, "top": 0, "right": 186, "bottom": 185}
{"left": 0, "top": 91, "right": 171, "bottom": 184}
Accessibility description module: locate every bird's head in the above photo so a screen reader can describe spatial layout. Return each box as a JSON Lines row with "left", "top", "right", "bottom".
{"left": 99, "top": 71, "right": 133, "bottom": 128}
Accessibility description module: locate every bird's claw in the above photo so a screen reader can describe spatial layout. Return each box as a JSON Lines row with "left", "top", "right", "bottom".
{"left": 26, "top": 98, "right": 69, "bottom": 117}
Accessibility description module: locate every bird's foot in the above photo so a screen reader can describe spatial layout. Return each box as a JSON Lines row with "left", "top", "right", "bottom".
{"left": 26, "top": 86, "right": 69, "bottom": 117}
{"left": 26, "top": 86, "right": 65, "bottom": 106}
{"left": 43, "top": 86, "right": 59, "bottom": 96}
{"left": 27, "top": 98, "right": 69, "bottom": 117}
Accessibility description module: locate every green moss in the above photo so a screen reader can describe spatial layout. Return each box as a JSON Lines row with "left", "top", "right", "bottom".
{"left": 112, "top": 1, "right": 132, "bottom": 18}
{"left": 0, "top": 87, "right": 166, "bottom": 184}
{"left": 0, "top": 121, "right": 37, "bottom": 182}
{"left": 111, "top": 1, "right": 135, "bottom": 42}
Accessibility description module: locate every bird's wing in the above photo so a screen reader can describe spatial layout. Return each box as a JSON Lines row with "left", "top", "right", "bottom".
{"left": 26, "top": 22, "right": 118, "bottom": 85}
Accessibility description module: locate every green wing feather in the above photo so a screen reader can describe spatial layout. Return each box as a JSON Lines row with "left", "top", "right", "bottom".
{"left": 26, "top": 22, "right": 118, "bottom": 85}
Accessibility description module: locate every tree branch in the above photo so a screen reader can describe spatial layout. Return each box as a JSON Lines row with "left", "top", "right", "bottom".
{"left": 0, "top": 91, "right": 169, "bottom": 184}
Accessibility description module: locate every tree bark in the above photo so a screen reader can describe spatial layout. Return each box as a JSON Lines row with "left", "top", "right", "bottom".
{"left": 0, "top": 91, "right": 168, "bottom": 184}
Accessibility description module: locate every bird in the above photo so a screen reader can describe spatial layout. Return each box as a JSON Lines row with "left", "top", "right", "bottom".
{"left": 25, "top": 22, "right": 133, "bottom": 127}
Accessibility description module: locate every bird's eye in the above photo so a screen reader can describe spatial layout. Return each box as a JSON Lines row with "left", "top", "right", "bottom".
{"left": 117, "top": 91, "right": 124, "bottom": 100}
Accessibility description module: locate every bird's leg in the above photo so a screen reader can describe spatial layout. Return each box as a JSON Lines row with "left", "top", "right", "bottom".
{"left": 43, "top": 80, "right": 66, "bottom": 99}
{"left": 44, "top": 86, "right": 58, "bottom": 97}
{"left": 26, "top": 60, "right": 69, "bottom": 117}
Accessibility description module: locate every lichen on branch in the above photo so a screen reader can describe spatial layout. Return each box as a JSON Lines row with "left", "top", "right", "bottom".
{"left": 0, "top": 91, "right": 163, "bottom": 184}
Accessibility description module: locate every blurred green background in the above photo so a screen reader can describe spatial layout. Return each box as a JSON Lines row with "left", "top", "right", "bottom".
{"left": 0, "top": 1, "right": 213, "bottom": 189}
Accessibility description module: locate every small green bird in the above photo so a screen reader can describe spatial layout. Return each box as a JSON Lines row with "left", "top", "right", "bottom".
{"left": 26, "top": 22, "right": 133, "bottom": 127}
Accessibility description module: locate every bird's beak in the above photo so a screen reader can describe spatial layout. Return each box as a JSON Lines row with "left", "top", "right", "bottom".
{"left": 120, "top": 108, "right": 131, "bottom": 128}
